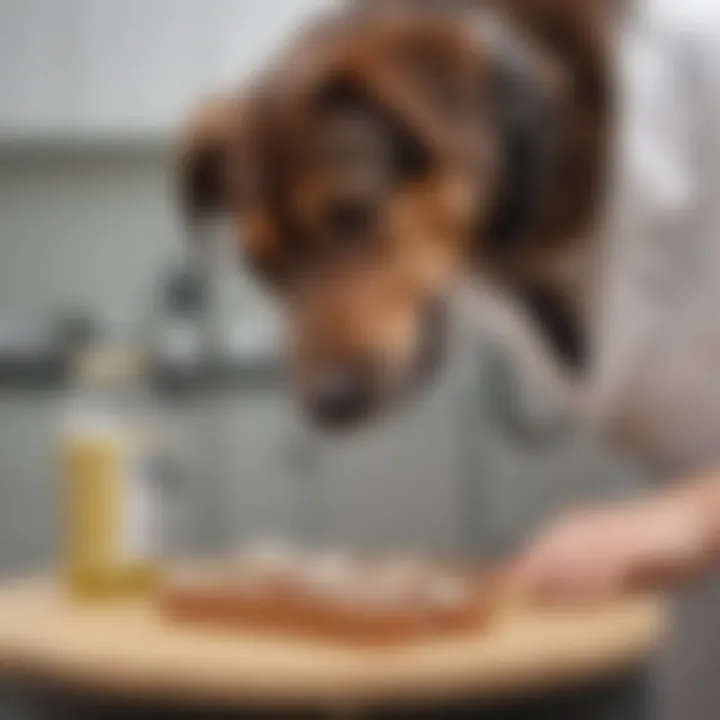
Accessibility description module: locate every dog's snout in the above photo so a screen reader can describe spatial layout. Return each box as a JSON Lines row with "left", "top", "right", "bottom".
{"left": 306, "top": 367, "right": 373, "bottom": 428}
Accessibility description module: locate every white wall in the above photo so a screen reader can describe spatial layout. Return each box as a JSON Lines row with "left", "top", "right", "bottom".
{"left": 0, "top": 0, "right": 341, "bottom": 139}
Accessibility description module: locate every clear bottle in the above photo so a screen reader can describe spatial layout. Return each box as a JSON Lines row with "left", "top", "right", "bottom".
{"left": 61, "top": 346, "right": 165, "bottom": 599}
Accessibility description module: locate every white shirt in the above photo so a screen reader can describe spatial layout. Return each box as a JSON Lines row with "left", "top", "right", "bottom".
{"left": 594, "top": 5, "right": 720, "bottom": 718}
{"left": 582, "top": 0, "right": 720, "bottom": 479}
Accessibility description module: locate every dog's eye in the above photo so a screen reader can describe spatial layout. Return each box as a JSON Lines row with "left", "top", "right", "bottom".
{"left": 325, "top": 201, "right": 374, "bottom": 244}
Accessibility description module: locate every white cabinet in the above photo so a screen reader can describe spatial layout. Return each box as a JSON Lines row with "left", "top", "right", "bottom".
{"left": 0, "top": 0, "right": 337, "bottom": 140}
{"left": 0, "top": 0, "right": 77, "bottom": 134}
{"left": 73, "top": 0, "right": 209, "bottom": 136}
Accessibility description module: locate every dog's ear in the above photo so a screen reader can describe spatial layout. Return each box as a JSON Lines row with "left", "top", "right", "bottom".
{"left": 179, "top": 95, "right": 240, "bottom": 221}
{"left": 340, "top": 17, "right": 489, "bottom": 171}
{"left": 600, "top": 0, "right": 634, "bottom": 24}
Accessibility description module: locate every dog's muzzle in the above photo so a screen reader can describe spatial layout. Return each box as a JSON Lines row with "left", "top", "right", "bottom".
{"left": 305, "top": 295, "right": 450, "bottom": 430}
{"left": 305, "top": 363, "right": 375, "bottom": 429}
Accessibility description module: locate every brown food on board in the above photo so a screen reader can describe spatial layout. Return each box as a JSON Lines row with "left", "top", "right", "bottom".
{"left": 161, "top": 546, "right": 495, "bottom": 645}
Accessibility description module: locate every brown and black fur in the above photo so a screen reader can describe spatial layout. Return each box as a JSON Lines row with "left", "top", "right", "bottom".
{"left": 180, "top": 0, "right": 617, "bottom": 428}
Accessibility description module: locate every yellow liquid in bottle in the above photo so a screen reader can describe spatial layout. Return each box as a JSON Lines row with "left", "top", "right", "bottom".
{"left": 63, "top": 432, "right": 158, "bottom": 600}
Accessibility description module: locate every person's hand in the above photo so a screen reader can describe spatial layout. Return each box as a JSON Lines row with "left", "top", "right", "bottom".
{"left": 502, "top": 495, "right": 709, "bottom": 604}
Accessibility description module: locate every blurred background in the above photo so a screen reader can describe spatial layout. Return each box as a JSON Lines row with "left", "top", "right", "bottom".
{"left": 0, "top": 0, "right": 644, "bottom": 579}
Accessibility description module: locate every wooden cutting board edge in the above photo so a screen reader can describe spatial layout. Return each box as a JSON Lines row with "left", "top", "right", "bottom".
{"left": 0, "top": 579, "right": 667, "bottom": 710}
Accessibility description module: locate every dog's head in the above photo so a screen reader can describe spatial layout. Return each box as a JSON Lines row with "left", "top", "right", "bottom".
{"left": 181, "top": 4, "right": 611, "bottom": 429}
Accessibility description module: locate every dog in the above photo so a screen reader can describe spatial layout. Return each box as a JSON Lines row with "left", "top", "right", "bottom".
{"left": 179, "top": 0, "right": 617, "bottom": 430}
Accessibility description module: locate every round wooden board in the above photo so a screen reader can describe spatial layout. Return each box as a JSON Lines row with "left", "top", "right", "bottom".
{"left": 0, "top": 580, "right": 666, "bottom": 710}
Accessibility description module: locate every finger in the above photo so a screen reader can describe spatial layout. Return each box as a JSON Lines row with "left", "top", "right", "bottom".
{"left": 503, "top": 550, "right": 569, "bottom": 599}
{"left": 535, "top": 555, "right": 628, "bottom": 605}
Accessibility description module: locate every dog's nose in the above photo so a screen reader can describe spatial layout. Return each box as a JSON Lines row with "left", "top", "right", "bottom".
{"left": 307, "top": 368, "right": 372, "bottom": 427}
